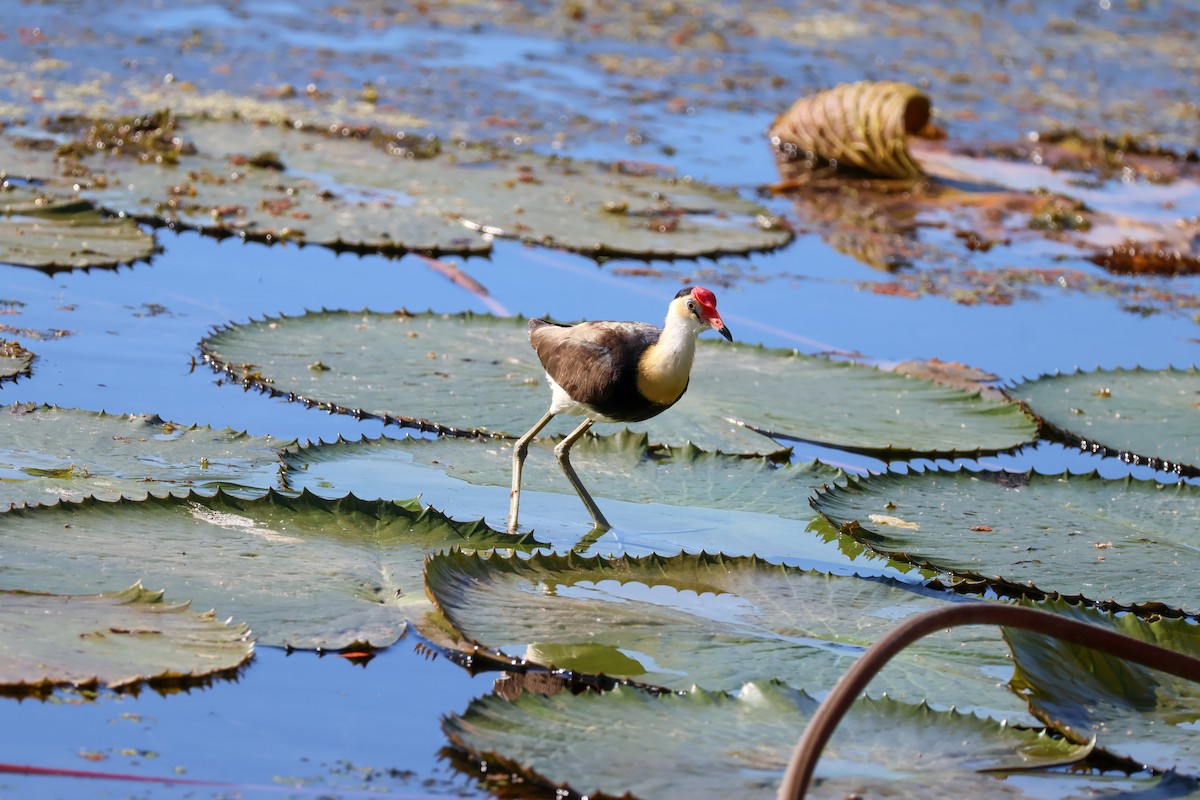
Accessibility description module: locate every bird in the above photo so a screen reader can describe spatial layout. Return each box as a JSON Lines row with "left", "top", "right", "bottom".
{"left": 508, "top": 286, "right": 732, "bottom": 533}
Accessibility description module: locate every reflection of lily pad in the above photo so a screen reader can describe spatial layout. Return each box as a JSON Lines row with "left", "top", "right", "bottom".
{"left": 0, "top": 583, "right": 252, "bottom": 693}
{"left": 426, "top": 549, "right": 1031, "bottom": 721}
{"left": 0, "top": 403, "right": 292, "bottom": 509}
{"left": 202, "top": 310, "right": 1037, "bottom": 458}
{"left": 285, "top": 430, "right": 833, "bottom": 516}
{"left": 0, "top": 340, "right": 34, "bottom": 382}
{"left": 813, "top": 469, "right": 1200, "bottom": 616}
{"left": 444, "top": 681, "right": 1090, "bottom": 800}
{"left": 0, "top": 490, "right": 541, "bottom": 649}
{"left": 1008, "top": 367, "right": 1200, "bottom": 475}
{"left": 0, "top": 188, "right": 158, "bottom": 272}
{"left": 49, "top": 115, "right": 791, "bottom": 259}
{"left": 1006, "top": 598, "right": 1200, "bottom": 774}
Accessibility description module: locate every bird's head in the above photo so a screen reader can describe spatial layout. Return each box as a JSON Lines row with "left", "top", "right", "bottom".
{"left": 673, "top": 286, "right": 732, "bottom": 341}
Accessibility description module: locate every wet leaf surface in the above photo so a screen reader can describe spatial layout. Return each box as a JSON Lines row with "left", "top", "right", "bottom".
{"left": 0, "top": 490, "right": 541, "bottom": 650}
{"left": 1009, "top": 367, "right": 1200, "bottom": 475}
{"left": 202, "top": 310, "right": 1037, "bottom": 458}
{"left": 0, "top": 583, "right": 252, "bottom": 694}
{"left": 444, "top": 680, "right": 1091, "bottom": 800}
{"left": 426, "top": 549, "right": 1033, "bottom": 722}
{"left": 813, "top": 469, "right": 1200, "bottom": 616}
{"left": 1006, "top": 598, "right": 1200, "bottom": 775}
{"left": 20, "top": 115, "right": 792, "bottom": 259}
{"left": 0, "top": 403, "right": 292, "bottom": 509}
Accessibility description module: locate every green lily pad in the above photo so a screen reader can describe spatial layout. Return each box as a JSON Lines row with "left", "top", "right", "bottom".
{"left": 0, "top": 489, "right": 541, "bottom": 649}
{"left": 50, "top": 115, "right": 790, "bottom": 259}
{"left": 0, "top": 583, "right": 252, "bottom": 693}
{"left": 444, "top": 680, "right": 1091, "bottom": 800}
{"left": 0, "top": 403, "right": 292, "bottom": 509}
{"left": 425, "top": 549, "right": 1032, "bottom": 722}
{"left": 0, "top": 339, "right": 34, "bottom": 382}
{"left": 1009, "top": 367, "right": 1200, "bottom": 476}
{"left": 201, "top": 310, "right": 1037, "bottom": 458}
{"left": 1006, "top": 598, "right": 1200, "bottom": 774}
{"left": 285, "top": 430, "right": 833, "bottom": 516}
{"left": 0, "top": 188, "right": 158, "bottom": 272}
{"left": 813, "top": 469, "right": 1200, "bottom": 616}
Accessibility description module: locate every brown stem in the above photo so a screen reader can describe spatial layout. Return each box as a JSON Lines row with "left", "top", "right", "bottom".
{"left": 777, "top": 602, "right": 1200, "bottom": 800}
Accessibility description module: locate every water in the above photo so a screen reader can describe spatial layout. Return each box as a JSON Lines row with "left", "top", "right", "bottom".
{"left": 2, "top": 0, "right": 1199, "bottom": 796}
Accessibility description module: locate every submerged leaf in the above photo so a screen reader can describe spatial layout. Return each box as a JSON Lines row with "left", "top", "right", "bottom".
{"left": 0, "top": 490, "right": 541, "bottom": 649}
{"left": 813, "top": 469, "right": 1200, "bottom": 616}
{"left": 202, "top": 310, "right": 1037, "bottom": 458}
{"left": 1006, "top": 598, "right": 1200, "bottom": 774}
{"left": 444, "top": 681, "right": 1090, "bottom": 800}
{"left": 285, "top": 430, "right": 832, "bottom": 517}
{"left": 0, "top": 583, "right": 252, "bottom": 693}
{"left": 1009, "top": 366, "right": 1200, "bottom": 475}
{"left": 0, "top": 403, "right": 292, "bottom": 509}
{"left": 425, "top": 549, "right": 1032, "bottom": 722}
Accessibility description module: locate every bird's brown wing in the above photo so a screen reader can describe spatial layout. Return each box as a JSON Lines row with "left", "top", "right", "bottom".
{"left": 529, "top": 319, "right": 658, "bottom": 407}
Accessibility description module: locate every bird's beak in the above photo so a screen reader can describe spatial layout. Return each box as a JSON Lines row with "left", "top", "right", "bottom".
{"left": 712, "top": 317, "right": 733, "bottom": 341}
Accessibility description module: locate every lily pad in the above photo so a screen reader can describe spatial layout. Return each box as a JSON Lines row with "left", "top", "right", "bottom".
{"left": 0, "top": 489, "right": 540, "bottom": 649}
{"left": 0, "top": 339, "right": 34, "bottom": 382}
{"left": 444, "top": 680, "right": 1091, "bottom": 800}
{"left": 813, "top": 469, "right": 1200, "bottom": 616}
{"left": 1008, "top": 367, "right": 1200, "bottom": 476}
{"left": 0, "top": 403, "right": 292, "bottom": 509}
{"left": 1006, "top": 598, "right": 1200, "bottom": 775}
{"left": 425, "top": 549, "right": 1032, "bottom": 722}
{"left": 201, "top": 310, "right": 1037, "bottom": 458}
{"left": 0, "top": 188, "right": 158, "bottom": 272}
{"left": 0, "top": 583, "right": 252, "bottom": 693}
{"left": 53, "top": 115, "right": 791, "bottom": 259}
{"left": 285, "top": 430, "right": 835, "bottom": 516}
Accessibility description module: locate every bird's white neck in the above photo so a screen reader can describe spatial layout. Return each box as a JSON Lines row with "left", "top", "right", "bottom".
{"left": 636, "top": 306, "right": 702, "bottom": 405}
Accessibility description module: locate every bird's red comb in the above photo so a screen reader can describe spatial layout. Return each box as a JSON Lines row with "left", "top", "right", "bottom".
{"left": 691, "top": 286, "right": 717, "bottom": 308}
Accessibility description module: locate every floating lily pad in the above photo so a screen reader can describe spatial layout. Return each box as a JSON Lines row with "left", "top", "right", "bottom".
{"left": 426, "top": 549, "right": 1031, "bottom": 722}
{"left": 49, "top": 115, "right": 791, "bottom": 259}
{"left": 1006, "top": 598, "right": 1200, "bottom": 775}
{"left": 0, "top": 403, "right": 292, "bottom": 509}
{"left": 444, "top": 680, "right": 1091, "bottom": 800}
{"left": 0, "top": 339, "right": 33, "bottom": 382}
{"left": 202, "top": 310, "right": 1037, "bottom": 458}
{"left": 813, "top": 469, "right": 1200, "bottom": 616}
{"left": 1008, "top": 367, "right": 1200, "bottom": 476}
{"left": 0, "top": 583, "right": 252, "bottom": 694}
{"left": 0, "top": 188, "right": 158, "bottom": 272}
{"left": 285, "top": 430, "right": 835, "bottom": 516}
{"left": 0, "top": 490, "right": 540, "bottom": 649}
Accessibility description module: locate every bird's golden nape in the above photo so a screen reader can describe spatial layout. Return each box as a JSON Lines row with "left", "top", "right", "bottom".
{"left": 508, "top": 286, "right": 735, "bottom": 534}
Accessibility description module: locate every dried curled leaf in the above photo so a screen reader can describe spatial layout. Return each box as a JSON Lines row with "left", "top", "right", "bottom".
{"left": 769, "top": 80, "right": 931, "bottom": 179}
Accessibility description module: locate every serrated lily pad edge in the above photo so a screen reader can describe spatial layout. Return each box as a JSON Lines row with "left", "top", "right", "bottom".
{"left": 1, "top": 582, "right": 254, "bottom": 698}
{"left": 0, "top": 340, "right": 35, "bottom": 383}
{"left": 420, "top": 548, "right": 994, "bottom": 694}
{"left": 812, "top": 467, "right": 1200, "bottom": 621}
{"left": 1004, "top": 366, "right": 1200, "bottom": 479}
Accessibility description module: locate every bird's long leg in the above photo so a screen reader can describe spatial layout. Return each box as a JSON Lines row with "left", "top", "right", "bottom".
{"left": 554, "top": 417, "right": 611, "bottom": 532}
{"left": 508, "top": 410, "right": 555, "bottom": 533}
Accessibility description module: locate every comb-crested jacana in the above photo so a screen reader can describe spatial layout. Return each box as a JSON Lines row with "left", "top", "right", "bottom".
{"left": 508, "top": 286, "right": 732, "bottom": 532}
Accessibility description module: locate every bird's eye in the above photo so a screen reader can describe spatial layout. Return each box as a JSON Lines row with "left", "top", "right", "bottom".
{"left": 686, "top": 301, "right": 697, "bottom": 313}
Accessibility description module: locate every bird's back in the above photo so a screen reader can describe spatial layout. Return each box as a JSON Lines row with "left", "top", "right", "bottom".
{"left": 528, "top": 318, "right": 669, "bottom": 422}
